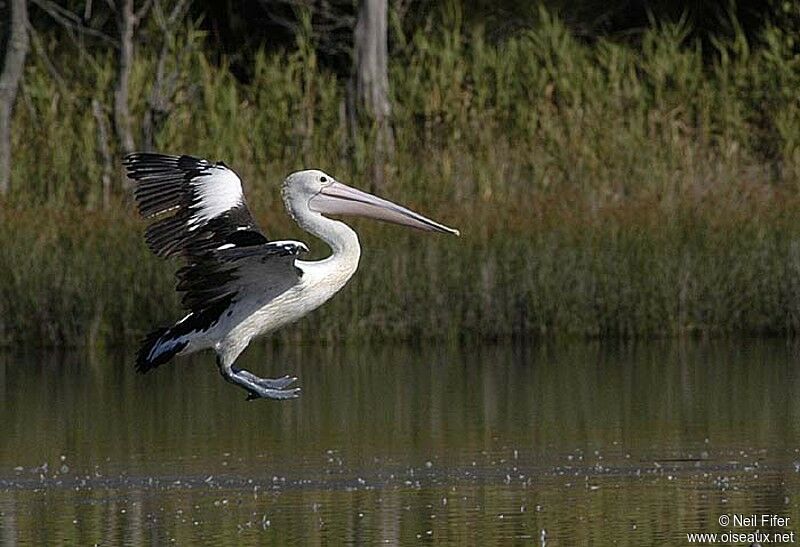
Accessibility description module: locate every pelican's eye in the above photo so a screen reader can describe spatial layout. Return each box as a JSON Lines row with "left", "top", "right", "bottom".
{"left": 320, "top": 176, "right": 328, "bottom": 183}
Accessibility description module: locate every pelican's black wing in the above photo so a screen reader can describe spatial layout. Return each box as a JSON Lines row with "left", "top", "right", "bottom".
{"left": 124, "top": 153, "right": 308, "bottom": 325}
{"left": 124, "top": 153, "right": 271, "bottom": 257}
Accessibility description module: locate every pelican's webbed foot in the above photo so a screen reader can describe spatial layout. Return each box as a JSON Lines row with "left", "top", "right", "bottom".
{"left": 219, "top": 364, "right": 301, "bottom": 401}
{"left": 235, "top": 369, "right": 298, "bottom": 390}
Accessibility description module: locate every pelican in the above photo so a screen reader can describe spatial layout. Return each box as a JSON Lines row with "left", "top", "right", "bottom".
{"left": 123, "top": 153, "right": 458, "bottom": 400}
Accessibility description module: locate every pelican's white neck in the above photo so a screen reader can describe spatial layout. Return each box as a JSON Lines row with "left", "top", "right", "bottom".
{"left": 286, "top": 197, "right": 361, "bottom": 282}
{"left": 302, "top": 209, "right": 360, "bottom": 258}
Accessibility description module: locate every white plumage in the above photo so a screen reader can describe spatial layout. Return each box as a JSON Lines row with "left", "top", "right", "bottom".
{"left": 187, "top": 164, "right": 245, "bottom": 230}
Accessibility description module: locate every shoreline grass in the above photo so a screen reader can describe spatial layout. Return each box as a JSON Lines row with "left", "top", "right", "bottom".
{"left": 2, "top": 9, "right": 800, "bottom": 346}
{"left": 4, "top": 197, "right": 800, "bottom": 347}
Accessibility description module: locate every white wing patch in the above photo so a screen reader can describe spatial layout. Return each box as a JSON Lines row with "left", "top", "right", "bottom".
{"left": 126, "top": 153, "right": 268, "bottom": 259}
{"left": 269, "top": 240, "right": 310, "bottom": 253}
{"left": 188, "top": 165, "right": 245, "bottom": 231}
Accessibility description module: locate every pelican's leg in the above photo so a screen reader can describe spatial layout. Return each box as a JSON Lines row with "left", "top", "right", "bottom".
{"left": 216, "top": 354, "right": 301, "bottom": 401}
{"left": 234, "top": 369, "right": 298, "bottom": 390}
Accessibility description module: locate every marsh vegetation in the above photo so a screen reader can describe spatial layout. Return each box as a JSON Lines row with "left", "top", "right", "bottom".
{"left": 2, "top": 6, "right": 800, "bottom": 345}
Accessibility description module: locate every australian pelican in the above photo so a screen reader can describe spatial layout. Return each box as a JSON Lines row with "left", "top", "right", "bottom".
{"left": 124, "top": 153, "right": 458, "bottom": 400}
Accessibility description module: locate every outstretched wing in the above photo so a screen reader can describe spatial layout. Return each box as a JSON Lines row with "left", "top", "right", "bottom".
{"left": 124, "top": 153, "right": 308, "bottom": 325}
{"left": 124, "top": 153, "right": 269, "bottom": 257}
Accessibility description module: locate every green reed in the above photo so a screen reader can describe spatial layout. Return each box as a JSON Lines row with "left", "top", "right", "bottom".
{"left": 4, "top": 199, "right": 800, "bottom": 347}
{"left": 2, "top": 9, "right": 800, "bottom": 346}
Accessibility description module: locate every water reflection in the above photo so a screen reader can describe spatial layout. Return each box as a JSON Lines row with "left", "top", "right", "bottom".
{"left": 0, "top": 340, "right": 798, "bottom": 544}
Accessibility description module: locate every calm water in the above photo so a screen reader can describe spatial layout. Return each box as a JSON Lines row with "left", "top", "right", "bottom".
{"left": 0, "top": 341, "right": 799, "bottom": 545}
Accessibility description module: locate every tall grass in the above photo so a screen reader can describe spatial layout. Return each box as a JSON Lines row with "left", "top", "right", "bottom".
{"left": 5, "top": 199, "right": 800, "bottom": 346}
{"left": 2, "top": 9, "right": 800, "bottom": 346}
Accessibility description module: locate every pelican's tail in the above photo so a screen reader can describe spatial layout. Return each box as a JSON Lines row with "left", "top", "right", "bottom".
{"left": 136, "top": 327, "right": 189, "bottom": 373}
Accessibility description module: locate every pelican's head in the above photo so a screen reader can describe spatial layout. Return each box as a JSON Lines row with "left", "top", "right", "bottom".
{"left": 282, "top": 170, "right": 459, "bottom": 236}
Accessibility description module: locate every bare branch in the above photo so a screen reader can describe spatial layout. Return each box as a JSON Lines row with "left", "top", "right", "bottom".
{"left": 151, "top": 0, "right": 190, "bottom": 31}
{"left": 258, "top": 0, "right": 356, "bottom": 56}
{"left": 143, "top": 0, "right": 193, "bottom": 150}
{"left": 133, "top": 0, "right": 153, "bottom": 25}
{"left": 30, "top": 0, "right": 117, "bottom": 46}
{"left": 168, "top": 0, "right": 190, "bottom": 24}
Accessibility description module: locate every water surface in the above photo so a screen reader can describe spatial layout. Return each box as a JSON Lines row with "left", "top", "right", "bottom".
{"left": 0, "top": 341, "right": 798, "bottom": 544}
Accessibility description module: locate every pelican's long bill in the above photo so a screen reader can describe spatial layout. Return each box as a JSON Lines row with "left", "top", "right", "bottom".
{"left": 309, "top": 181, "right": 460, "bottom": 236}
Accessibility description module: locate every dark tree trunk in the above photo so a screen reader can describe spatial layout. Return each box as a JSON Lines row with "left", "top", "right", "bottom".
{"left": 354, "top": 0, "right": 391, "bottom": 124}
{"left": 114, "top": 0, "right": 136, "bottom": 156}
{"left": 92, "top": 99, "right": 113, "bottom": 209}
{"left": 0, "top": 0, "right": 30, "bottom": 196}
{"left": 352, "top": 0, "right": 393, "bottom": 190}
